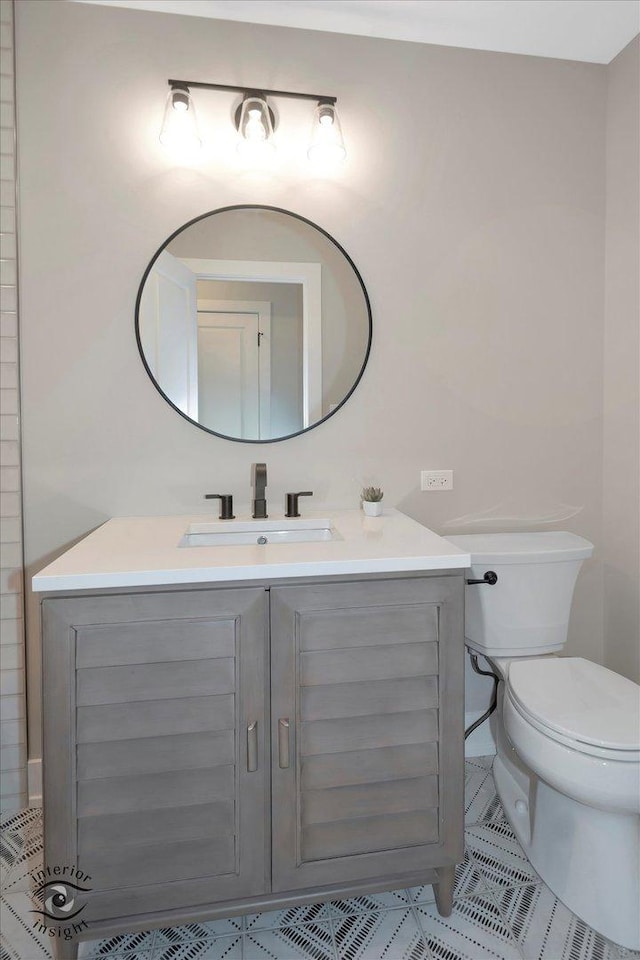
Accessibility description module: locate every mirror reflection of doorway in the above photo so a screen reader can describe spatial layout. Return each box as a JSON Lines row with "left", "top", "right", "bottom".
{"left": 196, "top": 300, "right": 271, "bottom": 440}
{"left": 137, "top": 250, "right": 198, "bottom": 420}
{"left": 195, "top": 276, "right": 306, "bottom": 439}
{"left": 139, "top": 252, "right": 311, "bottom": 439}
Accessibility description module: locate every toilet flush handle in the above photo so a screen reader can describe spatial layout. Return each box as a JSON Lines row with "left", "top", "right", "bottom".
{"left": 466, "top": 571, "right": 498, "bottom": 586}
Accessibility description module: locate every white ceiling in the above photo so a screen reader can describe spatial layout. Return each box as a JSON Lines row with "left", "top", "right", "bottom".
{"left": 75, "top": 0, "right": 639, "bottom": 64}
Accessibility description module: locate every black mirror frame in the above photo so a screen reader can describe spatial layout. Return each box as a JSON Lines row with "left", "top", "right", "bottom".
{"left": 135, "top": 204, "right": 373, "bottom": 444}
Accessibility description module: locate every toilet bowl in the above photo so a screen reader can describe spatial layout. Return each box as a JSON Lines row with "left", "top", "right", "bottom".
{"left": 504, "top": 657, "right": 640, "bottom": 813}
{"left": 497, "top": 655, "right": 640, "bottom": 950}
{"left": 446, "top": 532, "right": 640, "bottom": 950}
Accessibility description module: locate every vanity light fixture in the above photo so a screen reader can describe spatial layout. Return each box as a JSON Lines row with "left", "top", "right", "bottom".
{"left": 160, "top": 79, "right": 346, "bottom": 163}
{"left": 159, "top": 82, "right": 202, "bottom": 156}
{"left": 235, "top": 93, "right": 276, "bottom": 160}
{"left": 307, "top": 100, "right": 346, "bottom": 165}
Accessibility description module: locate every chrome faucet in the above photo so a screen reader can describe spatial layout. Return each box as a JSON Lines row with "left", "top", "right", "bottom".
{"left": 252, "top": 463, "right": 268, "bottom": 519}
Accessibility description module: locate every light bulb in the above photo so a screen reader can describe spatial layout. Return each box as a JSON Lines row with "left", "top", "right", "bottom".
{"left": 159, "top": 86, "right": 201, "bottom": 158}
{"left": 237, "top": 95, "right": 275, "bottom": 162}
{"left": 308, "top": 101, "right": 346, "bottom": 166}
{"left": 245, "top": 108, "right": 267, "bottom": 142}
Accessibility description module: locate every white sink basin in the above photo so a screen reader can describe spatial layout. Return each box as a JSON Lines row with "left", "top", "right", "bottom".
{"left": 181, "top": 518, "right": 336, "bottom": 547}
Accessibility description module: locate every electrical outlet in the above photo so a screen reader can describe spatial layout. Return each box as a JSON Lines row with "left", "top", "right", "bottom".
{"left": 421, "top": 470, "right": 453, "bottom": 491}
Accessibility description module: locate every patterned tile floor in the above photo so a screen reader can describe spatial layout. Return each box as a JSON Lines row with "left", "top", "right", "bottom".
{"left": 1, "top": 757, "right": 638, "bottom": 960}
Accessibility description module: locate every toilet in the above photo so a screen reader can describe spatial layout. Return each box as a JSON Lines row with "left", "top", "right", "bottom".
{"left": 447, "top": 532, "right": 640, "bottom": 950}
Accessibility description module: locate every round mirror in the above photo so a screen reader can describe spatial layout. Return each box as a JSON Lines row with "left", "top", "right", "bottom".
{"left": 135, "top": 205, "right": 372, "bottom": 442}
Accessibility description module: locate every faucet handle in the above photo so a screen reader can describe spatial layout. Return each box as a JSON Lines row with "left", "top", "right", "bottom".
{"left": 285, "top": 491, "right": 313, "bottom": 518}
{"left": 205, "top": 494, "right": 235, "bottom": 520}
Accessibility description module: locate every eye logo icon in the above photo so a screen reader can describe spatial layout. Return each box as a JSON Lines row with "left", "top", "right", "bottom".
{"left": 31, "top": 880, "right": 91, "bottom": 922}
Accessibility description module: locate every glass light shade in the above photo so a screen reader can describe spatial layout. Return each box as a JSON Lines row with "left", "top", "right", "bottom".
{"left": 159, "top": 86, "right": 202, "bottom": 157}
{"left": 307, "top": 102, "right": 346, "bottom": 165}
{"left": 236, "top": 96, "right": 275, "bottom": 161}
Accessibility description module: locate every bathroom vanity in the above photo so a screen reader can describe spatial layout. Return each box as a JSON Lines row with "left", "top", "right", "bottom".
{"left": 34, "top": 510, "right": 470, "bottom": 959}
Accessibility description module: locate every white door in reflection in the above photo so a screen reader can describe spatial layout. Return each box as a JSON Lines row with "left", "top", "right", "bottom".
{"left": 138, "top": 250, "right": 198, "bottom": 419}
{"left": 197, "top": 299, "right": 271, "bottom": 440}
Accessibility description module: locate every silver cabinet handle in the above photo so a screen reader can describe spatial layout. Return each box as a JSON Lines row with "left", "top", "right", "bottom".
{"left": 247, "top": 721, "right": 258, "bottom": 772}
{"left": 278, "top": 718, "right": 290, "bottom": 769}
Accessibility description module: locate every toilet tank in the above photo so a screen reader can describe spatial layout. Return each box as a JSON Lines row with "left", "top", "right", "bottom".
{"left": 445, "top": 532, "right": 594, "bottom": 657}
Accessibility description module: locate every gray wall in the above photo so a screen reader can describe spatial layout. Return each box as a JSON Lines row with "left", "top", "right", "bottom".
{"left": 16, "top": 1, "right": 612, "bottom": 757}
{"left": 603, "top": 36, "right": 640, "bottom": 683}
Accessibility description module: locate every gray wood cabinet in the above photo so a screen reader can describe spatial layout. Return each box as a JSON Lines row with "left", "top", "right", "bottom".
{"left": 270, "top": 578, "right": 463, "bottom": 891}
{"left": 43, "top": 589, "right": 269, "bottom": 931}
{"left": 41, "top": 574, "right": 464, "bottom": 959}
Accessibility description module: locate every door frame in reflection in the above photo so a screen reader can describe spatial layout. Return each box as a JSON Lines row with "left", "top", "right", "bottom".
{"left": 197, "top": 299, "right": 272, "bottom": 440}
{"left": 181, "top": 258, "right": 322, "bottom": 427}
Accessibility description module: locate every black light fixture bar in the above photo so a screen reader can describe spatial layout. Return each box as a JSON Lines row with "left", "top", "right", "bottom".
{"left": 168, "top": 79, "right": 337, "bottom": 105}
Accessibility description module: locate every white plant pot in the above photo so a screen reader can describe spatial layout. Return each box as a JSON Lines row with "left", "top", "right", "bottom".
{"left": 362, "top": 500, "right": 383, "bottom": 517}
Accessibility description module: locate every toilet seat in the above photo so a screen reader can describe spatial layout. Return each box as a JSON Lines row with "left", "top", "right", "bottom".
{"left": 507, "top": 657, "right": 640, "bottom": 762}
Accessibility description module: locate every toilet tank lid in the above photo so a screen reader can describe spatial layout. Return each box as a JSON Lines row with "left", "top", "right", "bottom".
{"left": 445, "top": 532, "right": 593, "bottom": 564}
{"left": 508, "top": 658, "right": 640, "bottom": 751}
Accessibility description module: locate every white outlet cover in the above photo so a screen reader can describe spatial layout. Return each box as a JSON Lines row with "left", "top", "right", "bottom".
{"left": 421, "top": 470, "right": 454, "bottom": 491}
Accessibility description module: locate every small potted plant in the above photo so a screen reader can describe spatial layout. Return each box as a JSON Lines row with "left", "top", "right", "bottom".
{"left": 361, "top": 486, "right": 384, "bottom": 517}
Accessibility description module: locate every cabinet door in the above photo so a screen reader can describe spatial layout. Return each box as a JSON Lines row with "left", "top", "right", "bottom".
{"left": 43, "top": 588, "right": 268, "bottom": 924}
{"left": 270, "top": 577, "right": 464, "bottom": 892}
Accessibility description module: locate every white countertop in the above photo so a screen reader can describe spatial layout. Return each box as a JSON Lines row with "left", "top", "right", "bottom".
{"left": 32, "top": 509, "right": 470, "bottom": 592}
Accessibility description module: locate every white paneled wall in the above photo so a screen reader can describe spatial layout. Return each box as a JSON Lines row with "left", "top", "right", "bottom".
{"left": 0, "top": 0, "right": 27, "bottom": 815}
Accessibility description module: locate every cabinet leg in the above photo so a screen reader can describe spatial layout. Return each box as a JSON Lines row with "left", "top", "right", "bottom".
{"left": 52, "top": 938, "right": 79, "bottom": 960}
{"left": 433, "top": 865, "right": 455, "bottom": 917}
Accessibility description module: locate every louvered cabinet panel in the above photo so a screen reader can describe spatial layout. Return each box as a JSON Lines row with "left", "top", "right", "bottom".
{"left": 43, "top": 588, "right": 268, "bottom": 923}
{"left": 270, "top": 577, "right": 464, "bottom": 892}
